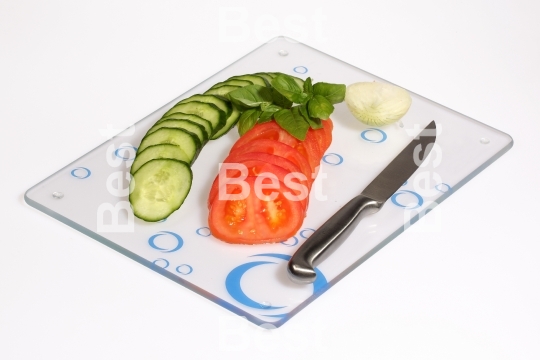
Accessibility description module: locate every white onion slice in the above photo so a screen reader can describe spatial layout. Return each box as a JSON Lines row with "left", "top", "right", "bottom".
{"left": 345, "top": 82, "right": 412, "bottom": 126}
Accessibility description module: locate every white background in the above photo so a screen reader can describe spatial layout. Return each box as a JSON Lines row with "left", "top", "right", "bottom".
{"left": 1, "top": 0, "right": 539, "bottom": 359}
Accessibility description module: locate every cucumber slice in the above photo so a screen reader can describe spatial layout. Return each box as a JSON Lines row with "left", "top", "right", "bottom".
{"left": 129, "top": 159, "right": 192, "bottom": 222}
{"left": 163, "top": 101, "right": 225, "bottom": 135}
{"left": 210, "top": 104, "right": 241, "bottom": 140}
{"left": 204, "top": 85, "right": 240, "bottom": 97}
{"left": 227, "top": 74, "right": 267, "bottom": 87}
{"left": 210, "top": 79, "right": 253, "bottom": 89}
{"left": 178, "top": 94, "right": 232, "bottom": 117}
{"left": 131, "top": 144, "right": 191, "bottom": 174}
{"left": 158, "top": 112, "right": 212, "bottom": 139}
{"left": 138, "top": 127, "right": 200, "bottom": 161}
{"left": 148, "top": 119, "right": 208, "bottom": 144}
{"left": 253, "top": 73, "right": 273, "bottom": 85}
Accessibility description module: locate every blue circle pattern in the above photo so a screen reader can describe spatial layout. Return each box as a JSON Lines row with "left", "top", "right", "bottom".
{"left": 225, "top": 253, "right": 328, "bottom": 311}
{"left": 153, "top": 258, "right": 169, "bottom": 269}
{"left": 435, "top": 183, "right": 452, "bottom": 193}
{"left": 148, "top": 231, "right": 184, "bottom": 253}
{"left": 196, "top": 227, "right": 211, "bottom": 237}
{"left": 114, "top": 146, "right": 138, "bottom": 161}
{"left": 293, "top": 66, "right": 308, "bottom": 74}
{"left": 176, "top": 264, "right": 193, "bottom": 275}
{"left": 70, "top": 167, "right": 91, "bottom": 179}
{"left": 280, "top": 236, "right": 299, "bottom": 247}
{"left": 391, "top": 190, "right": 424, "bottom": 209}
{"left": 361, "top": 129, "right": 388, "bottom": 143}
{"left": 300, "top": 228, "right": 315, "bottom": 239}
{"left": 322, "top": 153, "right": 344, "bottom": 166}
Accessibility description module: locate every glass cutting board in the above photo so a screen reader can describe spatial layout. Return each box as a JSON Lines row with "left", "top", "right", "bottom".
{"left": 25, "top": 37, "right": 513, "bottom": 327}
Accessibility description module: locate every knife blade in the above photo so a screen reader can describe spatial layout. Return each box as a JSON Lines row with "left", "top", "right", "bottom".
{"left": 287, "top": 120, "right": 437, "bottom": 284}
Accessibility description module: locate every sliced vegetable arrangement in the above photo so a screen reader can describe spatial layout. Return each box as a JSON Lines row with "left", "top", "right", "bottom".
{"left": 207, "top": 119, "right": 334, "bottom": 244}
{"left": 129, "top": 72, "right": 346, "bottom": 235}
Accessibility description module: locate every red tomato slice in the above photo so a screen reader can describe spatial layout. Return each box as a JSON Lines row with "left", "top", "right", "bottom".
{"left": 231, "top": 120, "right": 322, "bottom": 174}
{"left": 207, "top": 159, "right": 309, "bottom": 210}
{"left": 302, "top": 129, "right": 322, "bottom": 167}
{"left": 229, "top": 139, "right": 313, "bottom": 183}
{"left": 208, "top": 176, "right": 304, "bottom": 244}
{"left": 321, "top": 118, "right": 333, "bottom": 152}
{"left": 230, "top": 121, "right": 298, "bottom": 153}
{"left": 225, "top": 151, "right": 307, "bottom": 183}
{"left": 309, "top": 127, "right": 326, "bottom": 159}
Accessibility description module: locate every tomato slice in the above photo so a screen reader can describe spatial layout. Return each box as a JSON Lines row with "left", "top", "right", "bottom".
{"left": 231, "top": 120, "right": 322, "bottom": 174}
{"left": 207, "top": 159, "right": 309, "bottom": 210}
{"left": 229, "top": 139, "right": 313, "bottom": 183}
{"left": 225, "top": 151, "right": 307, "bottom": 182}
{"left": 321, "top": 118, "right": 333, "bottom": 152}
{"left": 309, "top": 127, "right": 326, "bottom": 159}
{"left": 230, "top": 121, "right": 298, "bottom": 153}
{"left": 303, "top": 128, "right": 322, "bottom": 165}
{"left": 208, "top": 176, "right": 304, "bottom": 244}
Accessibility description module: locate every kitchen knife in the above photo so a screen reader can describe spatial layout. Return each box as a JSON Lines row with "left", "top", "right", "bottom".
{"left": 288, "top": 121, "right": 437, "bottom": 284}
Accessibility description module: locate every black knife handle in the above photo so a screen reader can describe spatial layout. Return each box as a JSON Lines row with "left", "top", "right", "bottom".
{"left": 287, "top": 195, "right": 383, "bottom": 284}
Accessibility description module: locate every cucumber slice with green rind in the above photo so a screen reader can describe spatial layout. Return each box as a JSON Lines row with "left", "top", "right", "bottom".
{"left": 210, "top": 104, "right": 241, "bottom": 140}
{"left": 129, "top": 159, "right": 192, "bottom": 222}
{"left": 138, "top": 127, "right": 200, "bottom": 161}
{"left": 227, "top": 74, "right": 267, "bottom": 87}
{"left": 163, "top": 101, "right": 225, "bottom": 135}
{"left": 252, "top": 72, "right": 274, "bottom": 85}
{"left": 158, "top": 112, "right": 212, "bottom": 139}
{"left": 210, "top": 79, "right": 253, "bottom": 89}
{"left": 130, "top": 144, "right": 191, "bottom": 174}
{"left": 204, "top": 85, "right": 240, "bottom": 97}
{"left": 148, "top": 119, "right": 208, "bottom": 144}
{"left": 177, "top": 94, "right": 232, "bottom": 117}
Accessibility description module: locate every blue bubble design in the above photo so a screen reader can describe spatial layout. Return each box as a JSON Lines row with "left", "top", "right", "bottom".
{"left": 148, "top": 231, "right": 184, "bottom": 253}
{"left": 280, "top": 236, "right": 299, "bottom": 247}
{"left": 225, "top": 253, "right": 328, "bottom": 310}
{"left": 435, "top": 183, "right": 452, "bottom": 193}
{"left": 176, "top": 264, "right": 193, "bottom": 275}
{"left": 293, "top": 66, "right": 308, "bottom": 74}
{"left": 70, "top": 167, "right": 91, "bottom": 179}
{"left": 226, "top": 261, "right": 285, "bottom": 310}
{"left": 361, "top": 129, "right": 388, "bottom": 143}
{"left": 114, "top": 146, "right": 138, "bottom": 161}
{"left": 391, "top": 190, "right": 424, "bottom": 209}
{"left": 153, "top": 258, "right": 169, "bottom": 269}
{"left": 196, "top": 227, "right": 211, "bottom": 237}
{"left": 299, "top": 228, "right": 316, "bottom": 239}
{"left": 322, "top": 153, "right": 343, "bottom": 166}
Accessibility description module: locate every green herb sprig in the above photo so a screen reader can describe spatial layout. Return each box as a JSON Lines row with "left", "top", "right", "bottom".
{"left": 228, "top": 73, "right": 345, "bottom": 140}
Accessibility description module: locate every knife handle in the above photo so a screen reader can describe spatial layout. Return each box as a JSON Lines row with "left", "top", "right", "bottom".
{"left": 287, "top": 195, "right": 383, "bottom": 284}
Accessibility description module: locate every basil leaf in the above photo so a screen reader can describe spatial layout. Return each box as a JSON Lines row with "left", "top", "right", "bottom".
{"left": 228, "top": 85, "right": 273, "bottom": 108}
{"left": 237, "top": 109, "right": 261, "bottom": 136}
{"left": 313, "top": 82, "right": 346, "bottom": 104}
{"left": 274, "top": 108, "right": 309, "bottom": 141}
{"left": 307, "top": 95, "right": 334, "bottom": 119}
{"left": 271, "top": 74, "right": 310, "bottom": 104}
{"left": 303, "top": 77, "right": 313, "bottom": 95}
{"left": 263, "top": 104, "right": 282, "bottom": 113}
{"left": 298, "top": 104, "right": 323, "bottom": 129}
{"left": 259, "top": 104, "right": 282, "bottom": 123}
{"left": 271, "top": 88, "right": 293, "bottom": 109}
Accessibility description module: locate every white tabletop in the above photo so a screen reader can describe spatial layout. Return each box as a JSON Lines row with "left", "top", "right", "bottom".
{"left": 1, "top": 1, "right": 539, "bottom": 359}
